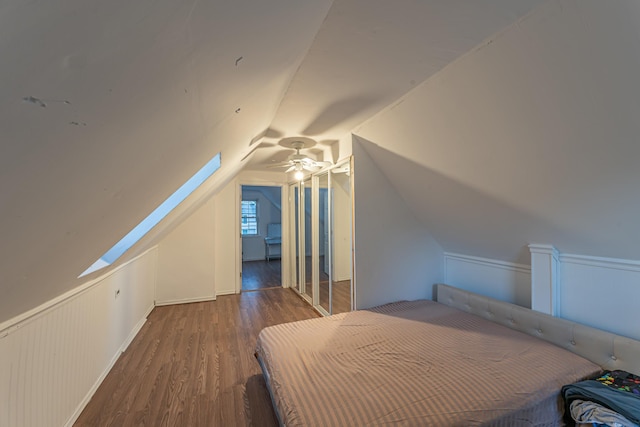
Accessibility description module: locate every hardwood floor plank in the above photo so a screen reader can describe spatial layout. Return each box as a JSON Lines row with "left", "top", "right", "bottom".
{"left": 242, "top": 260, "right": 281, "bottom": 290}
{"left": 75, "top": 288, "right": 318, "bottom": 426}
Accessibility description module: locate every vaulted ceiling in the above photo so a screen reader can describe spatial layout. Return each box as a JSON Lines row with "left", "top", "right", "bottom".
{"left": 1, "top": 0, "right": 545, "bottom": 322}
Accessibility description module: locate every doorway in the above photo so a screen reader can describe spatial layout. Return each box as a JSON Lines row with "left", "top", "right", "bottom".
{"left": 241, "top": 185, "right": 282, "bottom": 291}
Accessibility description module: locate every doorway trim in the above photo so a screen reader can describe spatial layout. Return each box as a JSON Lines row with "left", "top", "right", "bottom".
{"left": 236, "top": 179, "right": 287, "bottom": 294}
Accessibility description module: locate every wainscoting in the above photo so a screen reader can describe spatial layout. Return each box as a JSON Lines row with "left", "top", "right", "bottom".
{"left": 0, "top": 248, "right": 157, "bottom": 427}
{"left": 444, "top": 252, "right": 532, "bottom": 307}
{"left": 443, "top": 249, "right": 640, "bottom": 342}
{"left": 559, "top": 253, "right": 640, "bottom": 341}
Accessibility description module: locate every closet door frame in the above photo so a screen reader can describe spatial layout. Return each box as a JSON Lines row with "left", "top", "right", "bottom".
{"left": 288, "top": 156, "right": 354, "bottom": 315}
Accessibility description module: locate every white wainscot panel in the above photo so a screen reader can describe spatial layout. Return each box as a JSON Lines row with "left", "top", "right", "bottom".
{"left": 444, "top": 253, "right": 531, "bottom": 307}
{"left": 0, "top": 248, "right": 157, "bottom": 427}
{"left": 559, "top": 254, "right": 640, "bottom": 341}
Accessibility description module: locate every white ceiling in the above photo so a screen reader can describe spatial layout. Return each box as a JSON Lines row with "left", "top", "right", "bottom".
{"left": 0, "top": 0, "right": 544, "bottom": 322}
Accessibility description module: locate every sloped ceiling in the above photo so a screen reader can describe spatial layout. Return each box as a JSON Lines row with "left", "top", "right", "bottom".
{"left": 354, "top": 1, "right": 640, "bottom": 264}
{"left": 0, "top": 0, "right": 545, "bottom": 323}
{"left": 0, "top": 0, "right": 334, "bottom": 322}
{"left": 244, "top": 0, "right": 546, "bottom": 168}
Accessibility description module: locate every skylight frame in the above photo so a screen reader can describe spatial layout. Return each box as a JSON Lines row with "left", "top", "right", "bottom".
{"left": 79, "top": 153, "right": 221, "bottom": 278}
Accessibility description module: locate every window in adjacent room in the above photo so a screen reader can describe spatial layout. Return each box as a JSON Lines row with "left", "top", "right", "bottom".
{"left": 241, "top": 200, "right": 258, "bottom": 235}
{"left": 79, "top": 152, "right": 222, "bottom": 278}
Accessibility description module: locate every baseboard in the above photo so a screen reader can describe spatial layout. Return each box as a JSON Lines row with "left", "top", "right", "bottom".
{"left": 155, "top": 295, "right": 216, "bottom": 306}
{"left": 64, "top": 302, "right": 155, "bottom": 427}
{"left": 122, "top": 303, "right": 155, "bottom": 351}
{"left": 215, "top": 289, "right": 237, "bottom": 296}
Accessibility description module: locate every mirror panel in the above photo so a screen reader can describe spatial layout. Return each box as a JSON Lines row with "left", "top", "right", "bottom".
{"left": 302, "top": 178, "right": 313, "bottom": 301}
{"left": 317, "top": 172, "right": 330, "bottom": 313}
{"left": 331, "top": 162, "right": 352, "bottom": 314}
{"left": 289, "top": 183, "right": 300, "bottom": 291}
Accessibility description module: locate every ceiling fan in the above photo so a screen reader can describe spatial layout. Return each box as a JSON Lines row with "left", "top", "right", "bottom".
{"left": 267, "top": 140, "right": 331, "bottom": 174}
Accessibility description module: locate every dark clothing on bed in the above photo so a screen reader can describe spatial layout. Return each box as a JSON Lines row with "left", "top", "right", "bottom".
{"left": 562, "top": 370, "right": 640, "bottom": 425}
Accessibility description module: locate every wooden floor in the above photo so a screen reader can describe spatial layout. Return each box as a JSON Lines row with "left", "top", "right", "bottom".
{"left": 242, "top": 258, "right": 350, "bottom": 314}
{"left": 74, "top": 288, "right": 319, "bottom": 427}
{"left": 319, "top": 279, "right": 351, "bottom": 314}
{"left": 242, "top": 259, "right": 281, "bottom": 290}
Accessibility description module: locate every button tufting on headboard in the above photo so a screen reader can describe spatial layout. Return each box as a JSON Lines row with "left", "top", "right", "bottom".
{"left": 435, "top": 283, "right": 640, "bottom": 374}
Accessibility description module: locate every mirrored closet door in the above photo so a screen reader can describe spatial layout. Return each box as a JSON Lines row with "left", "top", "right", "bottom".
{"left": 317, "top": 172, "right": 330, "bottom": 313}
{"left": 329, "top": 161, "right": 352, "bottom": 314}
{"left": 288, "top": 159, "right": 353, "bottom": 315}
{"left": 289, "top": 183, "right": 300, "bottom": 292}
{"left": 302, "top": 178, "right": 313, "bottom": 302}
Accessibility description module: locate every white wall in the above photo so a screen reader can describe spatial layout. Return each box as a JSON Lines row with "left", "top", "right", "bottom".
{"left": 213, "top": 179, "right": 239, "bottom": 296}
{"left": 332, "top": 167, "right": 352, "bottom": 281}
{"left": 0, "top": 248, "right": 156, "bottom": 427}
{"left": 559, "top": 253, "right": 640, "bottom": 341}
{"left": 444, "top": 253, "right": 531, "bottom": 307}
{"left": 352, "top": 137, "right": 444, "bottom": 308}
{"left": 353, "top": 0, "right": 640, "bottom": 265}
{"left": 347, "top": 1, "right": 640, "bottom": 340}
{"left": 156, "top": 199, "right": 216, "bottom": 305}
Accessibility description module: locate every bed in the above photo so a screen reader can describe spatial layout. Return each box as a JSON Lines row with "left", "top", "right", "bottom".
{"left": 255, "top": 284, "right": 640, "bottom": 426}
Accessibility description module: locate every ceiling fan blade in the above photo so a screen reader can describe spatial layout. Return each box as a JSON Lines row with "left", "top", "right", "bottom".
{"left": 266, "top": 161, "right": 292, "bottom": 169}
{"left": 285, "top": 165, "right": 297, "bottom": 173}
{"left": 299, "top": 157, "right": 315, "bottom": 165}
{"left": 331, "top": 164, "right": 350, "bottom": 174}
{"left": 302, "top": 163, "right": 321, "bottom": 172}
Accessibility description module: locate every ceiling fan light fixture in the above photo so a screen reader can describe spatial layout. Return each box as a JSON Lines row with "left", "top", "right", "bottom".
{"left": 294, "top": 170, "right": 304, "bottom": 181}
{"left": 264, "top": 136, "right": 332, "bottom": 175}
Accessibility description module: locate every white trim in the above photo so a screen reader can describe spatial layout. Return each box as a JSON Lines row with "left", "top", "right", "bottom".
{"left": 350, "top": 155, "right": 356, "bottom": 312}
{"left": 280, "top": 184, "right": 291, "bottom": 288}
{"left": 236, "top": 181, "right": 242, "bottom": 294}
{"left": 0, "top": 246, "right": 159, "bottom": 337}
{"left": 528, "top": 243, "right": 559, "bottom": 258}
{"left": 560, "top": 252, "right": 640, "bottom": 272}
{"left": 528, "top": 244, "right": 560, "bottom": 316}
{"left": 216, "top": 289, "right": 237, "bottom": 296}
{"left": 444, "top": 252, "right": 531, "bottom": 280}
{"left": 124, "top": 304, "right": 155, "bottom": 350}
{"left": 155, "top": 295, "right": 216, "bottom": 306}
{"left": 311, "top": 173, "right": 320, "bottom": 308}
{"left": 237, "top": 180, "right": 286, "bottom": 293}
{"left": 64, "top": 302, "right": 154, "bottom": 427}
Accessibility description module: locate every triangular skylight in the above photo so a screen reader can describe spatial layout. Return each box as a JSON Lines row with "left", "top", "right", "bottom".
{"left": 80, "top": 153, "right": 221, "bottom": 277}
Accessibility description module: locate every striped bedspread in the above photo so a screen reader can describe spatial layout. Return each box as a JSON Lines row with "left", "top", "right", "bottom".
{"left": 256, "top": 299, "right": 601, "bottom": 426}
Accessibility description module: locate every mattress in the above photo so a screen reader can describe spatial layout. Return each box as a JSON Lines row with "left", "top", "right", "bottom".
{"left": 256, "top": 299, "right": 601, "bottom": 426}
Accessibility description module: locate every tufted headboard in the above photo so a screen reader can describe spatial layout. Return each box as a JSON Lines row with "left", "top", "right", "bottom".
{"left": 436, "top": 283, "right": 640, "bottom": 374}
